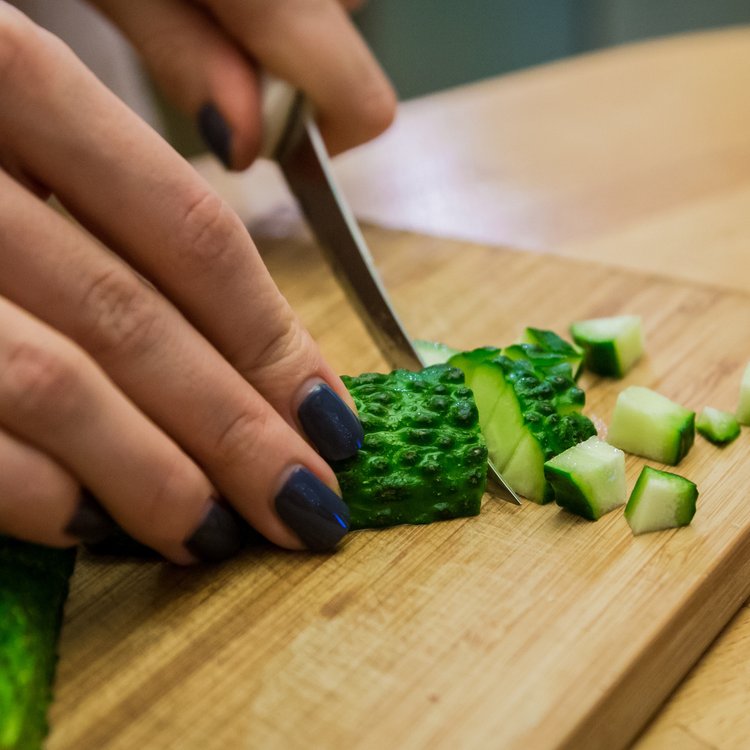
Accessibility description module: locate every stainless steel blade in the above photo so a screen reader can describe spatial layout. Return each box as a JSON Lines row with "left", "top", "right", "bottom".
{"left": 273, "top": 94, "right": 521, "bottom": 506}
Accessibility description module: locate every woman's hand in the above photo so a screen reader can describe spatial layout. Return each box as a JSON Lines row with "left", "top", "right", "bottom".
{"left": 89, "top": 0, "right": 397, "bottom": 167}
{"left": 0, "top": 3, "right": 369, "bottom": 562}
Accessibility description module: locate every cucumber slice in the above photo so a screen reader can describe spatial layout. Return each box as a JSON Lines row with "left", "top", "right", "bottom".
{"left": 737, "top": 362, "right": 750, "bottom": 425}
{"left": 624, "top": 466, "right": 698, "bottom": 535}
{"left": 570, "top": 315, "right": 644, "bottom": 377}
{"left": 544, "top": 436, "right": 627, "bottom": 520}
{"left": 413, "top": 340, "right": 460, "bottom": 367}
{"left": 608, "top": 386, "right": 695, "bottom": 465}
{"left": 521, "top": 328, "right": 585, "bottom": 379}
{"left": 696, "top": 407, "right": 740, "bottom": 445}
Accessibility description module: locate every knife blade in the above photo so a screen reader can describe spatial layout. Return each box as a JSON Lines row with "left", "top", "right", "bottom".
{"left": 267, "top": 90, "right": 521, "bottom": 505}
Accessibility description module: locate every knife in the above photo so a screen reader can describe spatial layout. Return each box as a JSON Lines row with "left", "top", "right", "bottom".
{"left": 260, "top": 78, "right": 521, "bottom": 506}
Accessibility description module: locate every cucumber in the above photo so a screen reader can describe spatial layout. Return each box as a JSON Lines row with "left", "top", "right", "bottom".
{"left": 570, "top": 315, "right": 644, "bottom": 377}
{"left": 544, "top": 436, "right": 627, "bottom": 520}
{"left": 449, "top": 349, "right": 596, "bottom": 503}
{"left": 335, "top": 365, "right": 487, "bottom": 528}
{"left": 624, "top": 466, "right": 698, "bottom": 535}
{"left": 413, "top": 340, "right": 460, "bottom": 367}
{"left": 0, "top": 538, "right": 75, "bottom": 749}
{"left": 608, "top": 386, "right": 695, "bottom": 465}
{"left": 520, "top": 327, "right": 584, "bottom": 379}
{"left": 737, "top": 362, "right": 750, "bottom": 425}
{"left": 696, "top": 407, "right": 740, "bottom": 445}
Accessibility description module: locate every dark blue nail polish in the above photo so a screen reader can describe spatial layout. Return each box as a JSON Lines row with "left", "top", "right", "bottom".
{"left": 64, "top": 489, "right": 119, "bottom": 543}
{"left": 275, "top": 467, "right": 350, "bottom": 551}
{"left": 197, "top": 102, "right": 232, "bottom": 168}
{"left": 184, "top": 500, "right": 247, "bottom": 562}
{"left": 298, "top": 384, "right": 364, "bottom": 462}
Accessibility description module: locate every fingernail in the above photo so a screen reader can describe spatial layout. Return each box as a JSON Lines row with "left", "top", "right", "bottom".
{"left": 275, "top": 467, "right": 350, "bottom": 551}
{"left": 184, "top": 499, "right": 247, "bottom": 562}
{"left": 298, "top": 383, "right": 364, "bottom": 462}
{"left": 197, "top": 102, "right": 232, "bottom": 168}
{"left": 64, "top": 489, "right": 119, "bottom": 543}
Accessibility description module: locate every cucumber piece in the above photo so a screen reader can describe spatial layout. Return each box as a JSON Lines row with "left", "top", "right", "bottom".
{"left": 0, "top": 538, "right": 75, "bottom": 749}
{"left": 335, "top": 365, "right": 487, "bottom": 528}
{"left": 449, "top": 350, "right": 596, "bottom": 503}
{"left": 544, "top": 436, "right": 627, "bottom": 520}
{"left": 625, "top": 466, "right": 698, "bottom": 535}
{"left": 737, "top": 362, "right": 750, "bottom": 425}
{"left": 520, "top": 328, "right": 585, "bottom": 379}
{"left": 413, "top": 340, "right": 460, "bottom": 367}
{"left": 608, "top": 386, "right": 695, "bottom": 465}
{"left": 570, "top": 315, "right": 644, "bottom": 377}
{"left": 696, "top": 407, "right": 740, "bottom": 445}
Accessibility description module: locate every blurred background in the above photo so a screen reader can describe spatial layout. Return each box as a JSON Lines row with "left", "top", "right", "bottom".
{"left": 355, "top": 0, "right": 750, "bottom": 99}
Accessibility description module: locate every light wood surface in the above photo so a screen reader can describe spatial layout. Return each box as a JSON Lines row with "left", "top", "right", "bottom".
{"left": 50, "top": 228, "right": 750, "bottom": 749}
{"left": 49, "top": 26, "right": 750, "bottom": 749}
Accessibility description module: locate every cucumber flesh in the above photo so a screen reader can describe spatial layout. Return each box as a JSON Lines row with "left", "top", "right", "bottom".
{"left": 737, "top": 363, "right": 750, "bottom": 425}
{"left": 608, "top": 386, "right": 695, "bottom": 465}
{"left": 696, "top": 407, "right": 740, "bottom": 445}
{"left": 625, "top": 466, "right": 698, "bottom": 535}
{"left": 570, "top": 315, "right": 644, "bottom": 377}
{"left": 413, "top": 340, "right": 460, "bottom": 367}
{"left": 544, "top": 436, "right": 626, "bottom": 520}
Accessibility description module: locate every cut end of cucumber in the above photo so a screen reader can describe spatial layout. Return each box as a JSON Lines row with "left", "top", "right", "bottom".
{"left": 570, "top": 315, "right": 644, "bottom": 378}
{"left": 736, "top": 362, "right": 750, "bottom": 426}
{"left": 608, "top": 386, "right": 695, "bottom": 465}
{"left": 625, "top": 466, "right": 698, "bottom": 535}
{"left": 697, "top": 407, "right": 740, "bottom": 445}
{"left": 545, "top": 436, "right": 627, "bottom": 520}
{"left": 413, "top": 340, "right": 460, "bottom": 367}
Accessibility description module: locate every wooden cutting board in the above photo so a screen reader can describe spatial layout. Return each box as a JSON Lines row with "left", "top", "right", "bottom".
{"left": 48, "top": 228, "right": 750, "bottom": 750}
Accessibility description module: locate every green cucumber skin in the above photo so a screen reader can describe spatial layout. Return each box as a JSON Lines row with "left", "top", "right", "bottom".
{"left": 518, "top": 328, "right": 584, "bottom": 380}
{"left": 576, "top": 340, "right": 620, "bottom": 377}
{"left": 569, "top": 316, "right": 643, "bottom": 378}
{"left": 625, "top": 466, "right": 698, "bottom": 534}
{"left": 696, "top": 407, "right": 741, "bottom": 445}
{"left": 544, "top": 468, "right": 598, "bottom": 520}
{"left": 335, "top": 365, "right": 487, "bottom": 529}
{"left": 0, "top": 538, "right": 75, "bottom": 750}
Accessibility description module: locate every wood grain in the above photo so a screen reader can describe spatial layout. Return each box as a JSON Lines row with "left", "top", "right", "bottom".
{"left": 49, "top": 228, "right": 750, "bottom": 750}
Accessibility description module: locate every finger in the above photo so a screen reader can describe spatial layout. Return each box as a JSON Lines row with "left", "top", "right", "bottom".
{"left": 0, "top": 293, "right": 240, "bottom": 565}
{"left": 0, "top": 166, "right": 352, "bottom": 552}
{"left": 90, "top": 0, "right": 263, "bottom": 169}
{"left": 0, "top": 9, "right": 361, "bottom": 457}
{"left": 93, "top": 0, "right": 396, "bottom": 159}
{"left": 0, "top": 427, "right": 83, "bottom": 547}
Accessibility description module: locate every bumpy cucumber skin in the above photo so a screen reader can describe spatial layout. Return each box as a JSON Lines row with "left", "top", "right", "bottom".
{"left": 449, "top": 348, "right": 596, "bottom": 503}
{"left": 0, "top": 538, "right": 75, "bottom": 750}
{"left": 696, "top": 407, "right": 741, "bottom": 445}
{"left": 335, "top": 365, "right": 488, "bottom": 529}
{"left": 625, "top": 466, "right": 698, "bottom": 535}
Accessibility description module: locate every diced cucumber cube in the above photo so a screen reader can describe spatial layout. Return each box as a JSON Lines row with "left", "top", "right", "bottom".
{"left": 696, "top": 407, "right": 740, "bottom": 445}
{"left": 544, "top": 436, "right": 627, "bottom": 520}
{"left": 625, "top": 466, "right": 698, "bottom": 535}
{"left": 608, "top": 386, "right": 695, "bottom": 465}
{"left": 570, "top": 315, "right": 644, "bottom": 377}
{"left": 737, "top": 363, "right": 750, "bottom": 426}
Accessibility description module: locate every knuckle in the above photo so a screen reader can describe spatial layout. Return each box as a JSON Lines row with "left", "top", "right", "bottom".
{"left": 212, "top": 403, "right": 271, "bottom": 470}
{"left": 4, "top": 342, "right": 83, "bottom": 421}
{"left": 243, "top": 312, "right": 311, "bottom": 378}
{"left": 81, "top": 268, "right": 163, "bottom": 358}
{"left": 178, "top": 190, "right": 243, "bottom": 272}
